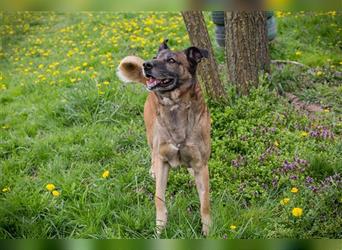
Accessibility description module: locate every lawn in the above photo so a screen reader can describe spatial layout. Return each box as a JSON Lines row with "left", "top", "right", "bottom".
{"left": 0, "top": 11, "right": 341, "bottom": 239}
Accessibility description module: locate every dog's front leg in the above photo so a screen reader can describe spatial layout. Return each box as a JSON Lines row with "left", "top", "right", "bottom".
{"left": 154, "top": 157, "right": 169, "bottom": 236}
{"left": 194, "top": 165, "right": 211, "bottom": 236}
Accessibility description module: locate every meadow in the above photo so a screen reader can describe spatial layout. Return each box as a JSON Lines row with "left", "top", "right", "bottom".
{"left": 0, "top": 11, "right": 341, "bottom": 239}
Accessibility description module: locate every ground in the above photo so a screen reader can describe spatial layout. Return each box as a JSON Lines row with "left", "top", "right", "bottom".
{"left": 0, "top": 11, "right": 341, "bottom": 239}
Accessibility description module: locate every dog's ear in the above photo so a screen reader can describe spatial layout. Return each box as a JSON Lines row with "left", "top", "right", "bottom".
{"left": 184, "top": 47, "right": 209, "bottom": 75}
{"left": 117, "top": 56, "right": 147, "bottom": 85}
{"left": 158, "top": 39, "right": 169, "bottom": 53}
{"left": 184, "top": 46, "right": 209, "bottom": 64}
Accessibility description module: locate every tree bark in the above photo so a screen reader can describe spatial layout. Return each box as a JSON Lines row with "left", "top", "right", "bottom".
{"left": 182, "top": 11, "right": 226, "bottom": 101}
{"left": 225, "top": 11, "right": 270, "bottom": 95}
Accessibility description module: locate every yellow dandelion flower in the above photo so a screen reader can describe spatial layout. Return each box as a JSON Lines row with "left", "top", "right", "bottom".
{"left": 82, "top": 62, "right": 88, "bottom": 67}
{"left": 328, "top": 11, "right": 336, "bottom": 16}
{"left": 291, "top": 187, "right": 299, "bottom": 193}
{"left": 38, "top": 64, "right": 44, "bottom": 69}
{"left": 274, "top": 141, "right": 279, "bottom": 147}
{"left": 52, "top": 190, "right": 60, "bottom": 197}
{"left": 230, "top": 225, "right": 237, "bottom": 230}
{"left": 2, "top": 187, "right": 10, "bottom": 193}
{"left": 280, "top": 198, "right": 290, "bottom": 205}
{"left": 144, "top": 19, "right": 153, "bottom": 26}
{"left": 295, "top": 51, "right": 302, "bottom": 56}
{"left": 275, "top": 11, "right": 284, "bottom": 17}
{"left": 316, "top": 71, "right": 323, "bottom": 76}
{"left": 323, "top": 109, "right": 330, "bottom": 113}
{"left": 103, "top": 81, "right": 110, "bottom": 85}
{"left": 300, "top": 131, "right": 308, "bottom": 137}
{"left": 292, "top": 207, "right": 303, "bottom": 217}
{"left": 0, "top": 84, "right": 7, "bottom": 91}
{"left": 46, "top": 183, "right": 56, "bottom": 191}
{"left": 102, "top": 170, "right": 110, "bottom": 178}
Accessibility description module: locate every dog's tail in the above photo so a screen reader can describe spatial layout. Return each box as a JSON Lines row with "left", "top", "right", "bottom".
{"left": 117, "top": 56, "right": 147, "bottom": 85}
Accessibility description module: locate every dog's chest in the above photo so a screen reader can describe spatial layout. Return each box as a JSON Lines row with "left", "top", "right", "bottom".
{"left": 155, "top": 102, "right": 202, "bottom": 168}
{"left": 158, "top": 101, "right": 194, "bottom": 144}
{"left": 158, "top": 139, "right": 202, "bottom": 169}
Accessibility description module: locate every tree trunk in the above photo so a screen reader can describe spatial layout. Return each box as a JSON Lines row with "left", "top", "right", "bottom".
{"left": 182, "top": 11, "right": 226, "bottom": 101}
{"left": 225, "top": 11, "right": 270, "bottom": 95}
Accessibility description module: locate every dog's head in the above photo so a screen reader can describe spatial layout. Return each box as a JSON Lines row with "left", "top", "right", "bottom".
{"left": 143, "top": 39, "right": 209, "bottom": 92}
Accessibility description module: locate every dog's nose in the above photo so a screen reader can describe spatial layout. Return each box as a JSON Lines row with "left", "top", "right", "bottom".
{"left": 143, "top": 61, "right": 153, "bottom": 70}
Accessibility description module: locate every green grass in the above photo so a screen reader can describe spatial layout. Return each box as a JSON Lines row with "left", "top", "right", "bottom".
{"left": 0, "top": 11, "right": 341, "bottom": 239}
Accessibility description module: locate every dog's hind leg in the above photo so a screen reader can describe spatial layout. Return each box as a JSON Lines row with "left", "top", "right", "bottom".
{"left": 194, "top": 165, "right": 211, "bottom": 236}
{"left": 187, "top": 168, "right": 194, "bottom": 177}
{"left": 149, "top": 165, "right": 156, "bottom": 180}
{"left": 154, "top": 157, "right": 170, "bottom": 236}
{"left": 149, "top": 156, "right": 156, "bottom": 180}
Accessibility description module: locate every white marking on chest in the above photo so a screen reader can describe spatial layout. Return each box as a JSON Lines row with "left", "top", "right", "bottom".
{"left": 169, "top": 143, "right": 180, "bottom": 150}
{"left": 161, "top": 97, "right": 174, "bottom": 106}
{"left": 170, "top": 104, "right": 179, "bottom": 111}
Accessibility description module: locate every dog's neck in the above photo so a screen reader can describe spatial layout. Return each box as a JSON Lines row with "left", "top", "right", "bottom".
{"left": 154, "top": 78, "right": 198, "bottom": 106}
{"left": 153, "top": 78, "right": 206, "bottom": 145}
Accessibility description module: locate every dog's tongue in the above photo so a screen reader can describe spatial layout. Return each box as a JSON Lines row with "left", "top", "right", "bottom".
{"left": 147, "top": 78, "right": 161, "bottom": 88}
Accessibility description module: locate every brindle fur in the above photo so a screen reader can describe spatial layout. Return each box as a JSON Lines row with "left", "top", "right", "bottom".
{"left": 118, "top": 40, "right": 211, "bottom": 236}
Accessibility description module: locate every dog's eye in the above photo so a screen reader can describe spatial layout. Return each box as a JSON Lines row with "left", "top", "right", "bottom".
{"left": 167, "top": 58, "right": 176, "bottom": 64}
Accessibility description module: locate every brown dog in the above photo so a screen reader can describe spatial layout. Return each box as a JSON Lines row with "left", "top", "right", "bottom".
{"left": 117, "top": 40, "right": 211, "bottom": 236}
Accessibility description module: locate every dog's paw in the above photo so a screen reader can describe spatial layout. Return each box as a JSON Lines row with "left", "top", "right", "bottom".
{"left": 201, "top": 216, "right": 212, "bottom": 237}
{"left": 156, "top": 220, "right": 167, "bottom": 236}
{"left": 202, "top": 224, "right": 210, "bottom": 237}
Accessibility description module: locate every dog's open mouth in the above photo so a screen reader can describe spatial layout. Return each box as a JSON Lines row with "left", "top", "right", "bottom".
{"left": 146, "top": 76, "right": 175, "bottom": 90}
